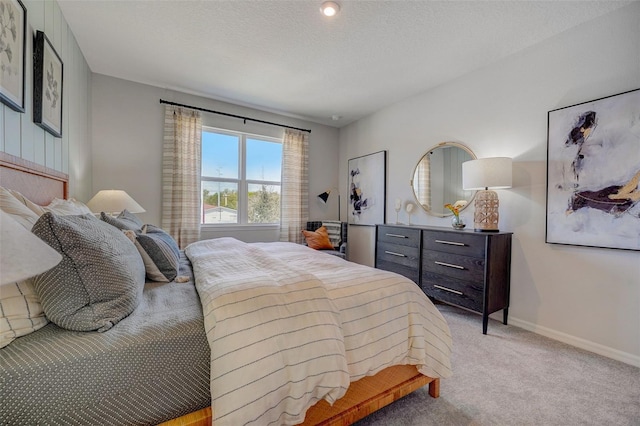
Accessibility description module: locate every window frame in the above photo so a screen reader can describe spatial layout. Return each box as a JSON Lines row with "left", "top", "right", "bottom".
{"left": 201, "top": 126, "right": 282, "bottom": 228}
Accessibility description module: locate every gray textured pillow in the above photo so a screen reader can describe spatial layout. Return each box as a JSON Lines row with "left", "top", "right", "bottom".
{"left": 135, "top": 225, "right": 180, "bottom": 282}
{"left": 31, "top": 213, "right": 145, "bottom": 332}
{"left": 100, "top": 209, "right": 143, "bottom": 232}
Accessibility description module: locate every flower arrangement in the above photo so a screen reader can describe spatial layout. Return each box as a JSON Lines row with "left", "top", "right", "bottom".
{"left": 444, "top": 200, "right": 468, "bottom": 219}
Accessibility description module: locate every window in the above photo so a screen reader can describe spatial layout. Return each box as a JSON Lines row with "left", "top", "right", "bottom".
{"left": 201, "top": 128, "right": 282, "bottom": 225}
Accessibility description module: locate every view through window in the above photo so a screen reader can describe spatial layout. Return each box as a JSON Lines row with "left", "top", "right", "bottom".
{"left": 201, "top": 128, "right": 282, "bottom": 225}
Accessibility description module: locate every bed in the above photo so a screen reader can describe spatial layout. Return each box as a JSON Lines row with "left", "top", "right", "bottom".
{"left": 0, "top": 152, "right": 452, "bottom": 425}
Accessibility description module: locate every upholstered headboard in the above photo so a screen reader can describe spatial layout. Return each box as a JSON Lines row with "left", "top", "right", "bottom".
{"left": 0, "top": 152, "right": 68, "bottom": 203}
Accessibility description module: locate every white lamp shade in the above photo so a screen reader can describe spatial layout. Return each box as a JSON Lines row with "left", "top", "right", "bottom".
{"left": 462, "top": 157, "right": 513, "bottom": 190}
{"left": 86, "top": 190, "right": 145, "bottom": 214}
{"left": 0, "top": 211, "right": 62, "bottom": 285}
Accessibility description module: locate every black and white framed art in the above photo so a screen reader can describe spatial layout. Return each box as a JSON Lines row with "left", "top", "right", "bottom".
{"left": 33, "top": 30, "right": 63, "bottom": 137}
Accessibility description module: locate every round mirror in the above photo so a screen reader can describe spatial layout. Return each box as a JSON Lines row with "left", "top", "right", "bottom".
{"left": 411, "top": 142, "right": 476, "bottom": 217}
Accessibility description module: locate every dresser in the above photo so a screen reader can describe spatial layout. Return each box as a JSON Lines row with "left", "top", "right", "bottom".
{"left": 375, "top": 224, "right": 512, "bottom": 334}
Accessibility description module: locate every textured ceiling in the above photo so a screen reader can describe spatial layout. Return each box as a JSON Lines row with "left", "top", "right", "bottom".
{"left": 58, "top": 0, "right": 632, "bottom": 127}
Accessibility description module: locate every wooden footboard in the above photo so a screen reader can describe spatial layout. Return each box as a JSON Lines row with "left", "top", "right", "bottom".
{"left": 160, "top": 365, "right": 439, "bottom": 426}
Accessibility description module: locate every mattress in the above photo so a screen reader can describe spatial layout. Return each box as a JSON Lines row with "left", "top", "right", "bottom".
{"left": 0, "top": 254, "right": 211, "bottom": 425}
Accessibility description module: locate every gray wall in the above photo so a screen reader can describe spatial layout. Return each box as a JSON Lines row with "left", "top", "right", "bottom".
{"left": 339, "top": 3, "right": 640, "bottom": 365}
{"left": 91, "top": 74, "right": 340, "bottom": 242}
{"left": 0, "top": 0, "right": 92, "bottom": 201}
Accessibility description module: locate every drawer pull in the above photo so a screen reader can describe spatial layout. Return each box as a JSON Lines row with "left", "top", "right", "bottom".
{"left": 433, "top": 285, "right": 463, "bottom": 295}
{"left": 434, "top": 261, "right": 464, "bottom": 270}
{"left": 386, "top": 233, "right": 408, "bottom": 239}
{"left": 385, "top": 250, "right": 406, "bottom": 257}
{"left": 434, "top": 239, "right": 465, "bottom": 246}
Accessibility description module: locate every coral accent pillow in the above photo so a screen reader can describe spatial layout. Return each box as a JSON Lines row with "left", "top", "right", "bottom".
{"left": 302, "top": 226, "right": 335, "bottom": 250}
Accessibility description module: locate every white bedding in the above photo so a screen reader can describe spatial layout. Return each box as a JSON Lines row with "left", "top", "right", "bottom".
{"left": 186, "top": 238, "right": 452, "bottom": 426}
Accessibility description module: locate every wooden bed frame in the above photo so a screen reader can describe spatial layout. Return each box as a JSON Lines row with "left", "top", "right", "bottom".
{"left": 0, "top": 153, "right": 440, "bottom": 426}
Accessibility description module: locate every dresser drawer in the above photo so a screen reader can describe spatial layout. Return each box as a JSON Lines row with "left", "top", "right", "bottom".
{"left": 377, "top": 226, "right": 421, "bottom": 248}
{"left": 422, "top": 250, "right": 484, "bottom": 283}
{"left": 421, "top": 272, "right": 484, "bottom": 312}
{"left": 422, "top": 230, "right": 485, "bottom": 257}
{"left": 376, "top": 259, "right": 420, "bottom": 284}
{"left": 377, "top": 241, "right": 420, "bottom": 269}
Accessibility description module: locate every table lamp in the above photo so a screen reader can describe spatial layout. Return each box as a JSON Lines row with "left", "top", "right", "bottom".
{"left": 462, "top": 157, "right": 512, "bottom": 232}
{"left": 86, "top": 190, "right": 145, "bottom": 216}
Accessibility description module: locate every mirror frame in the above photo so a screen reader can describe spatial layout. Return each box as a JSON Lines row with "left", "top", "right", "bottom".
{"left": 410, "top": 142, "right": 477, "bottom": 217}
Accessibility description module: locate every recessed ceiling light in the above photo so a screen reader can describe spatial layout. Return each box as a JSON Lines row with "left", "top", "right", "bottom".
{"left": 320, "top": 1, "right": 340, "bottom": 17}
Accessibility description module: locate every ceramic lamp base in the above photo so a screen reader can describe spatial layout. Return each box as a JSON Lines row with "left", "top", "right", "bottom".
{"left": 473, "top": 189, "right": 500, "bottom": 232}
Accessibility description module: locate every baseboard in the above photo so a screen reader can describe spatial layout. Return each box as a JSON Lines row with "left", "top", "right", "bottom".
{"left": 508, "top": 317, "right": 640, "bottom": 368}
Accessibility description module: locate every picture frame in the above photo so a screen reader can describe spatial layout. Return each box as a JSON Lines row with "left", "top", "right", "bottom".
{"left": 33, "top": 30, "right": 63, "bottom": 137}
{"left": 348, "top": 150, "right": 386, "bottom": 226}
{"left": 545, "top": 88, "right": 640, "bottom": 251}
{"left": 0, "top": 0, "right": 27, "bottom": 112}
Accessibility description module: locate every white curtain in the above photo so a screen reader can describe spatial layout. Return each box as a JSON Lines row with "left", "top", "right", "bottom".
{"left": 279, "top": 129, "right": 309, "bottom": 244}
{"left": 161, "top": 106, "right": 202, "bottom": 248}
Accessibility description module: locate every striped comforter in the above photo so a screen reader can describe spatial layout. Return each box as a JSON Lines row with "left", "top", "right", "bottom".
{"left": 185, "top": 238, "right": 452, "bottom": 426}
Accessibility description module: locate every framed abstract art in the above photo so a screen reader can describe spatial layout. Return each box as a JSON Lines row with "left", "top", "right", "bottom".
{"left": 0, "top": 0, "right": 27, "bottom": 112}
{"left": 545, "top": 88, "right": 640, "bottom": 251}
{"left": 348, "top": 150, "right": 386, "bottom": 226}
{"left": 33, "top": 30, "right": 63, "bottom": 137}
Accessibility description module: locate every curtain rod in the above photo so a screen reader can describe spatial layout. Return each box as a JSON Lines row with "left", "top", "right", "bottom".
{"left": 159, "top": 99, "right": 311, "bottom": 134}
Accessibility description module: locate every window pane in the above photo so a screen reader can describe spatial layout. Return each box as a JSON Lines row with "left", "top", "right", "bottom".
{"left": 248, "top": 183, "right": 280, "bottom": 224}
{"left": 202, "top": 181, "right": 238, "bottom": 224}
{"left": 246, "top": 138, "right": 282, "bottom": 181}
{"left": 202, "top": 131, "right": 239, "bottom": 178}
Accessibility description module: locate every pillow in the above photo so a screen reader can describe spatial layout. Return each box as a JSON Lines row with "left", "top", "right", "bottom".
{"left": 6, "top": 188, "right": 47, "bottom": 216}
{"left": 31, "top": 213, "right": 145, "bottom": 332}
{"left": 302, "top": 226, "right": 335, "bottom": 250}
{"left": 42, "top": 198, "right": 93, "bottom": 216}
{"left": 124, "top": 225, "right": 180, "bottom": 282}
{"left": 322, "top": 221, "right": 342, "bottom": 248}
{"left": 0, "top": 280, "right": 49, "bottom": 348}
{"left": 100, "top": 209, "right": 143, "bottom": 232}
{"left": 0, "top": 186, "right": 40, "bottom": 229}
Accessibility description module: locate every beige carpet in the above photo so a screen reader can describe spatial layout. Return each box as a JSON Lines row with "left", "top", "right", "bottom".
{"left": 355, "top": 304, "right": 640, "bottom": 426}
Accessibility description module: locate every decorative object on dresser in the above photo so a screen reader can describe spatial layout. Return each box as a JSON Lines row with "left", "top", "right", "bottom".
{"left": 376, "top": 224, "right": 512, "bottom": 334}
{"left": 86, "top": 189, "right": 145, "bottom": 216}
{"left": 0, "top": 0, "right": 27, "bottom": 112}
{"left": 394, "top": 198, "right": 402, "bottom": 224}
{"left": 462, "top": 157, "right": 512, "bottom": 232}
{"left": 405, "top": 202, "right": 415, "bottom": 225}
{"left": 33, "top": 30, "right": 63, "bottom": 138}
{"left": 411, "top": 142, "right": 476, "bottom": 217}
{"left": 348, "top": 150, "right": 386, "bottom": 225}
{"left": 546, "top": 88, "right": 640, "bottom": 251}
{"left": 445, "top": 200, "right": 467, "bottom": 229}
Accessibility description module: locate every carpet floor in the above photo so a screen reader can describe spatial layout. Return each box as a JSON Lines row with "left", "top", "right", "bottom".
{"left": 355, "top": 304, "right": 640, "bottom": 426}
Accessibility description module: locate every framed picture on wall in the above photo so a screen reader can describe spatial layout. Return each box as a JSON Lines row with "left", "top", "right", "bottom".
{"left": 545, "top": 88, "right": 640, "bottom": 251}
{"left": 348, "top": 150, "right": 386, "bottom": 226}
{"left": 0, "top": 0, "right": 27, "bottom": 112}
{"left": 33, "top": 30, "right": 63, "bottom": 137}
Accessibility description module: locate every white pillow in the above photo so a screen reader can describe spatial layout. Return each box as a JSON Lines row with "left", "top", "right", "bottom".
{"left": 0, "top": 280, "right": 49, "bottom": 348}
{"left": 43, "top": 198, "right": 93, "bottom": 216}
{"left": 7, "top": 188, "right": 47, "bottom": 216}
{"left": 0, "top": 187, "right": 40, "bottom": 229}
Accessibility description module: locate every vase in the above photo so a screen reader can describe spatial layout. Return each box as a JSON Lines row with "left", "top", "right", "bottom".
{"left": 451, "top": 215, "right": 465, "bottom": 230}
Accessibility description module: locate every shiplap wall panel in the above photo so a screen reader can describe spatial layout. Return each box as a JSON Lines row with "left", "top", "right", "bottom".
{"left": 2, "top": 0, "right": 91, "bottom": 197}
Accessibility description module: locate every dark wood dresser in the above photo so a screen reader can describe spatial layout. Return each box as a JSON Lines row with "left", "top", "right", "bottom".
{"left": 375, "top": 224, "right": 512, "bottom": 334}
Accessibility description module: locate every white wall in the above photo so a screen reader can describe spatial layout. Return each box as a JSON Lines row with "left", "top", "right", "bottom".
{"left": 339, "top": 3, "right": 640, "bottom": 365}
{"left": 91, "top": 75, "right": 340, "bottom": 242}
{"left": 0, "top": 0, "right": 92, "bottom": 200}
